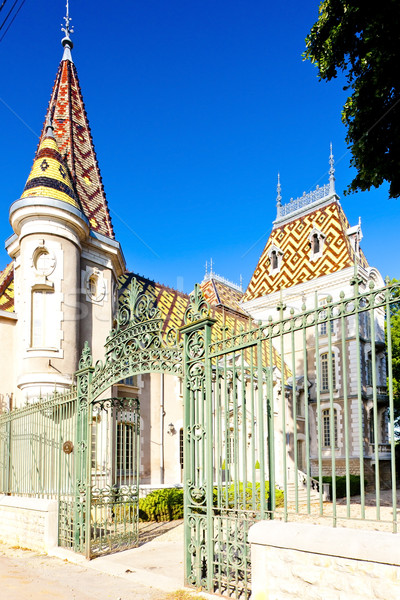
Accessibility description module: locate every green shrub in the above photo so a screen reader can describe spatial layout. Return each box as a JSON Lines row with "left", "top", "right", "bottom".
{"left": 213, "top": 481, "right": 284, "bottom": 510}
{"left": 139, "top": 487, "right": 184, "bottom": 522}
{"left": 322, "top": 475, "right": 363, "bottom": 498}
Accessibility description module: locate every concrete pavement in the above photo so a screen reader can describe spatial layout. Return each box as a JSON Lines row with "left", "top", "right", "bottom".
{"left": 50, "top": 521, "right": 185, "bottom": 594}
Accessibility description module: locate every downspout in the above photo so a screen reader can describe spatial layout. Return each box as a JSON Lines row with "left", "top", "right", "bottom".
{"left": 160, "top": 373, "right": 165, "bottom": 484}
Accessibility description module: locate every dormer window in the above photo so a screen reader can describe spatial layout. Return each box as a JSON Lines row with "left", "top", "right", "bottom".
{"left": 309, "top": 227, "right": 325, "bottom": 262}
{"left": 312, "top": 233, "right": 320, "bottom": 254}
{"left": 271, "top": 250, "right": 278, "bottom": 270}
{"left": 82, "top": 267, "right": 107, "bottom": 305}
{"left": 268, "top": 245, "right": 283, "bottom": 274}
{"left": 346, "top": 218, "right": 363, "bottom": 256}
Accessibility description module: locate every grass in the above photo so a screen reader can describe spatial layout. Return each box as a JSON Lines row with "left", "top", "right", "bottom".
{"left": 162, "top": 590, "right": 207, "bottom": 600}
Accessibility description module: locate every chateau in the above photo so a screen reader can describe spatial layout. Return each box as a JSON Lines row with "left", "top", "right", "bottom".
{"left": 0, "top": 20, "right": 389, "bottom": 492}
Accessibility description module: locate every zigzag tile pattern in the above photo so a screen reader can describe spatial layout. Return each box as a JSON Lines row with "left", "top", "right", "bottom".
{"left": 243, "top": 201, "right": 369, "bottom": 301}
{"left": 0, "top": 263, "right": 14, "bottom": 312}
{"left": 38, "top": 59, "right": 114, "bottom": 238}
{"left": 200, "top": 278, "right": 248, "bottom": 317}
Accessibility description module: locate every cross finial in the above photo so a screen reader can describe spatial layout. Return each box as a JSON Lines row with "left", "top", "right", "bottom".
{"left": 61, "top": 0, "right": 74, "bottom": 61}
{"left": 276, "top": 173, "right": 282, "bottom": 218}
{"left": 329, "top": 142, "right": 335, "bottom": 194}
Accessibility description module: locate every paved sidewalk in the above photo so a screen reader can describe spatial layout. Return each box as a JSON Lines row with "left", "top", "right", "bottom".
{"left": 0, "top": 521, "right": 202, "bottom": 600}
{"left": 50, "top": 521, "right": 185, "bottom": 594}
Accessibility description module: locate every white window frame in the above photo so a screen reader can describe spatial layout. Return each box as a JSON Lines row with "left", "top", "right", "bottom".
{"left": 268, "top": 244, "right": 283, "bottom": 275}
{"left": 309, "top": 227, "right": 326, "bottom": 262}
{"left": 31, "top": 287, "right": 58, "bottom": 349}
{"left": 320, "top": 351, "right": 337, "bottom": 392}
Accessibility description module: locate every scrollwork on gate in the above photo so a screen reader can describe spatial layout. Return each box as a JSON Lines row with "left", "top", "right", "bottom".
{"left": 88, "top": 278, "right": 182, "bottom": 398}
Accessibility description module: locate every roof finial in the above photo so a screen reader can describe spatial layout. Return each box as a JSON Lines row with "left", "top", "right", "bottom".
{"left": 45, "top": 114, "right": 55, "bottom": 139}
{"left": 329, "top": 142, "right": 335, "bottom": 195}
{"left": 205, "top": 260, "right": 208, "bottom": 278}
{"left": 61, "top": 0, "right": 74, "bottom": 62}
{"left": 210, "top": 258, "right": 214, "bottom": 276}
{"left": 276, "top": 173, "right": 282, "bottom": 218}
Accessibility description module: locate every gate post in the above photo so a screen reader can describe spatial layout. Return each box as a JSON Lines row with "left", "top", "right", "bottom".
{"left": 74, "top": 341, "right": 94, "bottom": 557}
{"left": 180, "top": 285, "right": 216, "bottom": 591}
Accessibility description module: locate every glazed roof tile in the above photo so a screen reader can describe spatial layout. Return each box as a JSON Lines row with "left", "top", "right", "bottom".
{"left": 243, "top": 200, "right": 369, "bottom": 302}
{"left": 0, "top": 263, "right": 14, "bottom": 313}
{"left": 200, "top": 277, "right": 249, "bottom": 317}
{"left": 37, "top": 58, "right": 114, "bottom": 238}
{"left": 21, "top": 136, "right": 80, "bottom": 209}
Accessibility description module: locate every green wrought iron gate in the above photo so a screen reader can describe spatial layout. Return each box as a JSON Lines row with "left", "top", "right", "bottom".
{"left": 180, "top": 277, "right": 399, "bottom": 599}
{"left": 180, "top": 287, "right": 273, "bottom": 599}
{"left": 67, "top": 278, "right": 182, "bottom": 558}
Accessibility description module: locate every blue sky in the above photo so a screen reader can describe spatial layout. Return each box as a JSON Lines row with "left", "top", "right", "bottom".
{"left": 0, "top": 0, "right": 399, "bottom": 293}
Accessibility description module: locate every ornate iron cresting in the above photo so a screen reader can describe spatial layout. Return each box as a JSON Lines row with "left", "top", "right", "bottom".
{"left": 276, "top": 183, "right": 331, "bottom": 220}
{"left": 91, "top": 278, "right": 182, "bottom": 398}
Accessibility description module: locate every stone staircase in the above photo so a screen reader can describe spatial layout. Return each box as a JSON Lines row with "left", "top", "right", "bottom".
{"left": 284, "top": 481, "right": 321, "bottom": 506}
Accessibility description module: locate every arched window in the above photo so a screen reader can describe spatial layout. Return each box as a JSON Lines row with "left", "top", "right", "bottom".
{"left": 321, "top": 352, "right": 336, "bottom": 391}
{"left": 322, "top": 408, "right": 338, "bottom": 447}
{"left": 88, "top": 274, "right": 98, "bottom": 300}
{"left": 268, "top": 245, "right": 283, "bottom": 273}
{"left": 309, "top": 228, "right": 325, "bottom": 261}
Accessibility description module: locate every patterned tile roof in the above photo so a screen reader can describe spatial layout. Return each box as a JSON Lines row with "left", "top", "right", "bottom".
{"left": 119, "top": 273, "right": 285, "bottom": 373}
{"left": 200, "top": 277, "right": 248, "bottom": 317}
{"left": 21, "top": 135, "right": 80, "bottom": 209}
{"left": 0, "top": 263, "right": 14, "bottom": 313}
{"left": 37, "top": 57, "right": 114, "bottom": 238}
{"left": 243, "top": 200, "right": 369, "bottom": 302}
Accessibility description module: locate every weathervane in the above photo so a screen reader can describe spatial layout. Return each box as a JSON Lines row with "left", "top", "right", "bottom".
{"left": 61, "top": 0, "right": 74, "bottom": 44}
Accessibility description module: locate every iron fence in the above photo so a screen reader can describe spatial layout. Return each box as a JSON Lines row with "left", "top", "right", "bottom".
{"left": 0, "top": 389, "right": 77, "bottom": 499}
{"left": 181, "top": 277, "right": 399, "bottom": 598}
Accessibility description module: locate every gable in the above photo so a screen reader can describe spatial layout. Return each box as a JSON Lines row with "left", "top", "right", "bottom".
{"left": 243, "top": 201, "right": 369, "bottom": 302}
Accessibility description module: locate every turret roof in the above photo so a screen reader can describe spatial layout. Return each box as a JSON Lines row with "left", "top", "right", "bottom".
{"left": 35, "top": 45, "right": 114, "bottom": 238}
{"left": 21, "top": 131, "right": 81, "bottom": 209}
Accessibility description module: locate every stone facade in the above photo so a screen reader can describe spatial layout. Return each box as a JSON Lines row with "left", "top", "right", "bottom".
{"left": 250, "top": 521, "right": 400, "bottom": 600}
{"left": 0, "top": 495, "right": 58, "bottom": 552}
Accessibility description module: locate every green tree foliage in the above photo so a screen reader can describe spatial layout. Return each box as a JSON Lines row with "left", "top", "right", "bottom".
{"left": 304, "top": 1, "right": 400, "bottom": 198}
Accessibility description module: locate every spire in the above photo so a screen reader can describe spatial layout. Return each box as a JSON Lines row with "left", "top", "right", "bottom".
{"left": 276, "top": 173, "right": 282, "bottom": 218}
{"left": 37, "top": 20, "right": 115, "bottom": 238}
{"left": 329, "top": 142, "right": 335, "bottom": 195}
{"left": 21, "top": 132, "right": 81, "bottom": 210}
{"left": 61, "top": 0, "right": 74, "bottom": 62}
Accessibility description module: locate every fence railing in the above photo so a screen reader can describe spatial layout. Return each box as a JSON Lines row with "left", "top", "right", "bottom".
{"left": 182, "top": 277, "right": 399, "bottom": 599}
{"left": 0, "top": 389, "right": 77, "bottom": 498}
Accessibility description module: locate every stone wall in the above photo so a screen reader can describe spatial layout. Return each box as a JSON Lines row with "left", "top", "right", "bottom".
{"left": 0, "top": 495, "right": 58, "bottom": 552}
{"left": 249, "top": 521, "right": 400, "bottom": 600}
